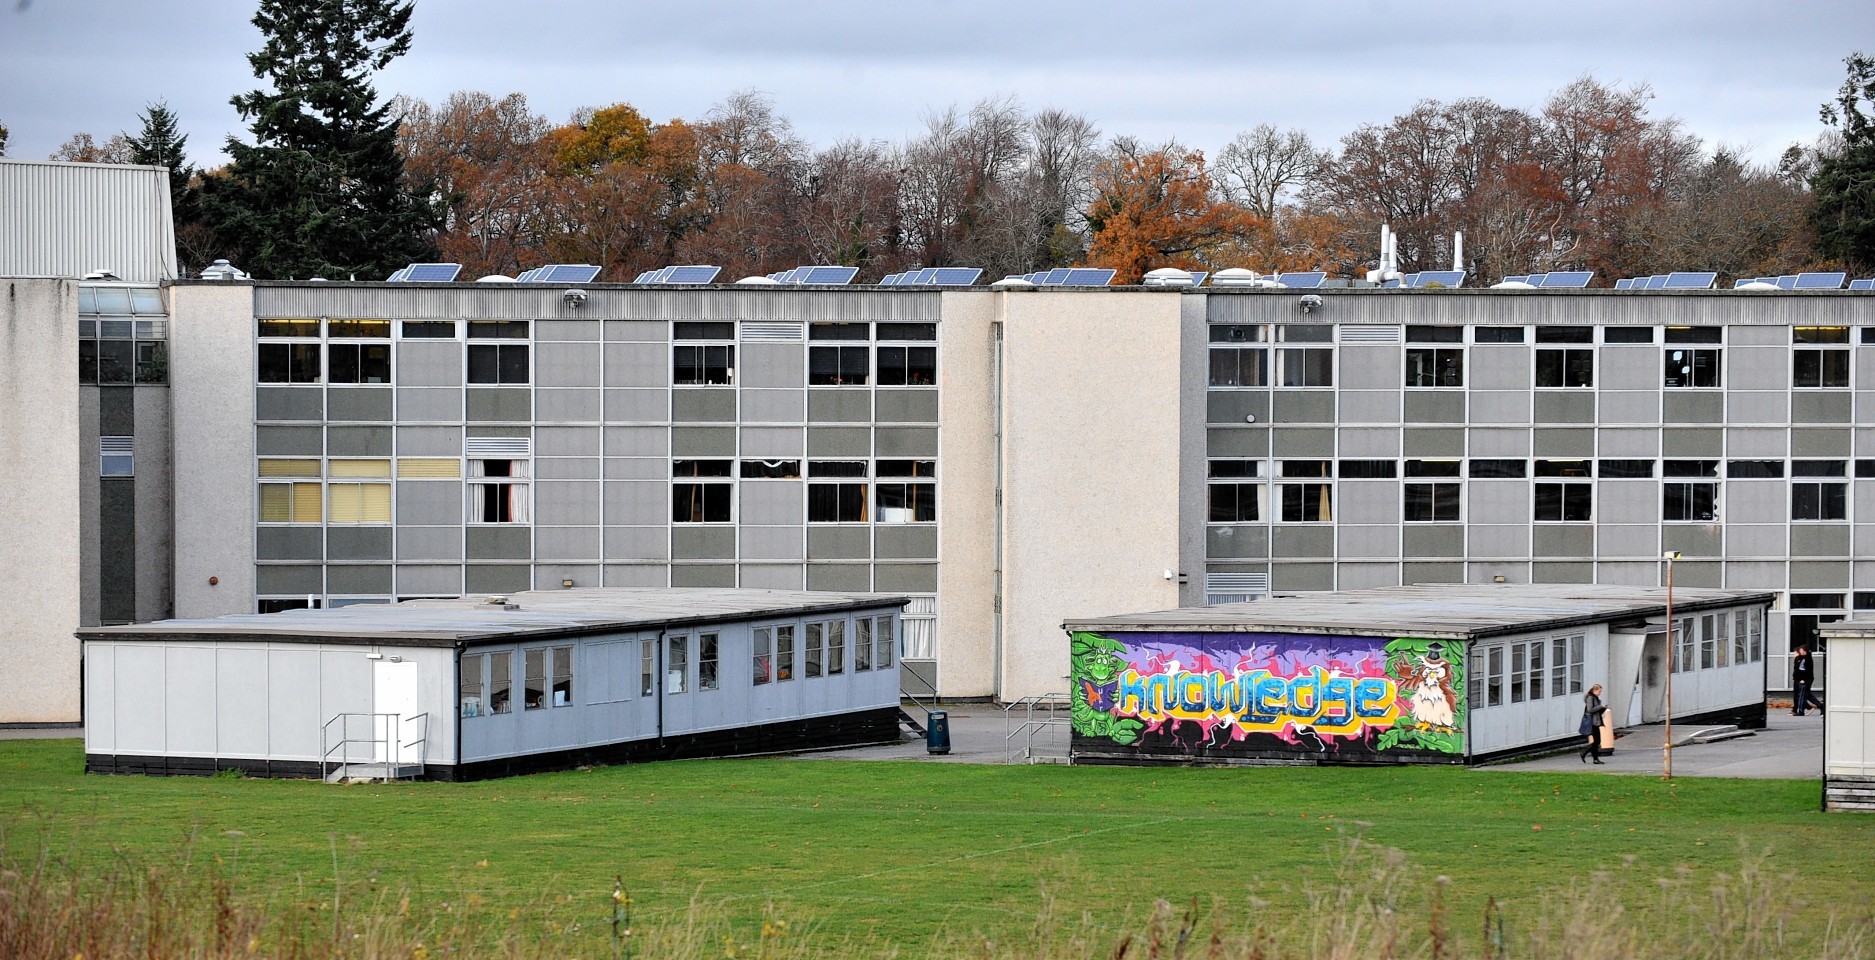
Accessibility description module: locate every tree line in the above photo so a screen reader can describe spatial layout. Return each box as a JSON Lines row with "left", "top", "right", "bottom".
{"left": 6, "top": 0, "right": 1872, "bottom": 285}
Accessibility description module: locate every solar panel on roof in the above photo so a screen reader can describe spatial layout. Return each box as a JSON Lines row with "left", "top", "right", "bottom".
{"left": 1539, "top": 271, "right": 1592, "bottom": 288}
{"left": 1277, "top": 271, "right": 1327, "bottom": 289}
{"left": 662, "top": 265, "right": 721, "bottom": 284}
{"left": 1501, "top": 275, "right": 1530, "bottom": 285}
{"left": 1662, "top": 272, "right": 1716, "bottom": 290}
{"left": 633, "top": 270, "right": 655, "bottom": 283}
{"left": 1039, "top": 268, "right": 1071, "bottom": 285}
{"left": 906, "top": 268, "right": 933, "bottom": 284}
{"left": 538, "top": 264, "right": 601, "bottom": 283}
{"left": 1794, "top": 272, "right": 1846, "bottom": 290}
{"left": 386, "top": 267, "right": 410, "bottom": 282}
{"left": 1187, "top": 271, "right": 1209, "bottom": 287}
{"left": 1414, "top": 270, "right": 1466, "bottom": 288}
{"left": 1640, "top": 276, "right": 1666, "bottom": 290}
{"left": 1062, "top": 268, "right": 1115, "bottom": 286}
{"left": 1775, "top": 275, "right": 1798, "bottom": 290}
{"left": 931, "top": 267, "right": 982, "bottom": 285}
{"left": 1851, "top": 279, "right": 1875, "bottom": 291}
{"left": 1615, "top": 279, "right": 1635, "bottom": 290}
{"left": 403, "top": 263, "right": 463, "bottom": 282}
{"left": 799, "top": 265, "right": 858, "bottom": 285}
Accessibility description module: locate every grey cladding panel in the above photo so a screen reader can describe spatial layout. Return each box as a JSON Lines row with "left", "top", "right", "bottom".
{"left": 1660, "top": 524, "right": 1722, "bottom": 557}
{"left": 742, "top": 389, "right": 804, "bottom": 423}
{"left": 1399, "top": 562, "right": 1463, "bottom": 584}
{"left": 1206, "top": 525, "right": 1269, "bottom": 559}
{"left": 673, "top": 526, "right": 737, "bottom": 559}
{"left": 327, "top": 564, "right": 392, "bottom": 594}
{"left": 257, "top": 388, "right": 323, "bottom": 421}
{"left": 1404, "top": 391, "right": 1465, "bottom": 423}
{"left": 808, "top": 527, "right": 870, "bottom": 559}
{"left": 1532, "top": 561, "right": 1594, "bottom": 583}
{"left": 1271, "top": 526, "right": 1334, "bottom": 558}
{"left": 1792, "top": 392, "right": 1852, "bottom": 423}
{"left": 398, "top": 527, "right": 463, "bottom": 560}
{"left": 743, "top": 343, "right": 805, "bottom": 388}
{"left": 537, "top": 526, "right": 601, "bottom": 560}
{"left": 256, "top": 564, "right": 323, "bottom": 594}
{"left": 806, "top": 563, "right": 871, "bottom": 591}
{"left": 673, "top": 389, "right": 738, "bottom": 423}
{"left": 1663, "top": 392, "right": 1723, "bottom": 423}
{"left": 740, "top": 526, "right": 804, "bottom": 560}
{"left": 1208, "top": 428, "right": 1269, "bottom": 458}
{"left": 1402, "top": 525, "right": 1464, "bottom": 557}
{"left": 397, "top": 342, "right": 463, "bottom": 387}
{"left": 1207, "top": 391, "right": 1270, "bottom": 424}
{"left": 875, "top": 427, "right": 936, "bottom": 457}
{"left": 465, "top": 564, "right": 532, "bottom": 594}
{"left": 398, "top": 426, "right": 462, "bottom": 456}
{"left": 466, "top": 389, "right": 531, "bottom": 421}
{"left": 535, "top": 320, "right": 599, "bottom": 342}
{"left": 397, "top": 388, "right": 463, "bottom": 422}
{"left": 1661, "top": 428, "right": 1721, "bottom": 456}
{"left": 535, "top": 343, "right": 602, "bottom": 387}
{"left": 740, "top": 480, "right": 804, "bottom": 525}
{"left": 328, "top": 527, "right": 392, "bottom": 560}
{"left": 1792, "top": 525, "right": 1851, "bottom": 557}
{"left": 466, "top": 526, "right": 532, "bottom": 560}
{"left": 1271, "top": 427, "right": 1333, "bottom": 457}
{"left": 396, "top": 481, "right": 463, "bottom": 525}
{"left": 1793, "top": 428, "right": 1851, "bottom": 456}
{"left": 875, "top": 525, "right": 937, "bottom": 559}
{"left": 328, "top": 388, "right": 392, "bottom": 422}
{"left": 537, "top": 389, "right": 600, "bottom": 422}
{"left": 605, "top": 389, "right": 668, "bottom": 422}
{"left": 1271, "top": 562, "right": 1334, "bottom": 591}
{"left": 738, "top": 564, "right": 804, "bottom": 590}
{"left": 1338, "top": 391, "right": 1400, "bottom": 423}
{"left": 537, "top": 426, "right": 600, "bottom": 457}
{"left": 808, "top": 427, "right": 870, "bottom": 457}
{"left": 672, "top": 564, "right": 737, "bottom": 588}
{"left": 740, "top": 427, "right": 803, "bottom": 457}
{"left": 1534, "top": 392, "right": 1594, "bottom": 423}
{"left": 1533, "top": 525, "right": 1593, "bottom": 557}
{"left": 875, "top": 390, "right": 938, "bottom": 423}
{"left": 1272, "top": 391, "right": 1334, "bottom": 423}
{"left": 257, "top": 425, "right": 323, "bottom": 456}
{"left": 329, "top": 425, "right": 392, "bottom": 456}
{"left": 874, "top": 563, "right": 937, "bottom": 592}
{"left": 603, "top": 527, "right": 668, "bottom": 560}
{"left": 1470, "top": 347, "right": 1529, "bottom": 389}
{"left": 671, "top": 426, "right": 736, "bottom": 456}
{"left": 604, "top": 343, "right": 669, "bottom": 388}
{"left": 1337, "top": 346, "right": 1399, "bottom": 390}
{"left": 1402, "top": 428, "right": 1464, "bottom": 456}
{"left": 808, "top": 390, "right": 871, "bottom": 422}
{"left": 257, "top": 526, "right": 323, "bottom": 561}
{"left": 604, "top": 481, "right": 667, "bottom": 526}
{"left": 1533, "top": 428, "right": 1594, "bottom": 457}
{"left": 534, "top": 480, "right": 600, "bottom": 525}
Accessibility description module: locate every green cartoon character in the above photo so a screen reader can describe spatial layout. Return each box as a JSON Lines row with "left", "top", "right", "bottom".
{"left": 1069, "top": 632, "right": 1145, "bottom": 745}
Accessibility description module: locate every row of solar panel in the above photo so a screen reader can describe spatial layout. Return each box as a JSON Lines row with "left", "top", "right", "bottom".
{"left": 632, "top": 265, "right": 722, "bottom": 284}
{"left": 1731, "top": 272, "right": 1852, "bottom": 290}
{"left": 880, "top": 268, "right": 984, "bottom": 286}
{"left": 1614, "top": 273, "right": 1718, "bottom": 290}
{"left": 1383, "top": 270, "right": 1467, "bottom": 289}
{"left": 1499, "top": 272, "right": 1594, "bottom": 288}
{"left": 762, "top": 265, "right": 861, "bottom": 285}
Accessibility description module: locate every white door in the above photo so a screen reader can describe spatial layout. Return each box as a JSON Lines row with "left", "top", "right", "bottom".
{"left": 373, "top": 659, "right": 428, "bottom": 764}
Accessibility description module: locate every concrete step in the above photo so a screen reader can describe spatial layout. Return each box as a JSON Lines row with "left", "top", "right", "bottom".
{"left": 1672, "top": 725, "right": 1755, "bottom": 747}
{"left": 326, "top": 762, "right": 423, "bottom": 783}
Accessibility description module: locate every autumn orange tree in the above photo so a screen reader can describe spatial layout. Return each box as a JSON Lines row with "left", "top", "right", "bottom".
{"left": 1083, "top": 142, "right": 1255, "bottom": 282}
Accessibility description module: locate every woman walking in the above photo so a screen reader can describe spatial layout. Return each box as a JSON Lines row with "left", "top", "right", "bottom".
{"left": 1579, "top": 684, "right": 1608, "bottom": 764}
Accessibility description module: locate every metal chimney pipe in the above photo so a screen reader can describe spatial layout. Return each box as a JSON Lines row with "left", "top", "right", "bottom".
{"left": 1453, "top": 231, "right": 1464, "bottom": 272}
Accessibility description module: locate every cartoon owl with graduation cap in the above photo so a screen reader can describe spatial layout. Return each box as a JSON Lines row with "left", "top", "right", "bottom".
{"left": 1400, "top": 642, "right": 1457, "bottom": 732}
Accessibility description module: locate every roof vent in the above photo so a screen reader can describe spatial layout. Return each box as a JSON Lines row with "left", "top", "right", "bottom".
{"left": 82, "top": 269, "right": 121, "bottom": 281}
{"left": 1210, "top": 268, "right": 1259, "bottom": 287}
{"left": 1142, "top": 267, "right": 1195, "bottom": 288}
{"left": 199, "top": 259, "right": 249, "bottom": 281}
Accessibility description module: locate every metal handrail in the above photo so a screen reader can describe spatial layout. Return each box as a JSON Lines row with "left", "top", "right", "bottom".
{"left": 1005, "top": 716, "right": 1072, "bottom": 762}
{"left": 1003, "top": 693, "right": 1070, "bottom": 761}
{"left": 321, "top": 712, "right": 428, "bottom": 782}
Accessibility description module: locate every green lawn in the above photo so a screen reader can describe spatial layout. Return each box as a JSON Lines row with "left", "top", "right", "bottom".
{"left": 2, "top": 739, "right": 1871, "bottom": 956}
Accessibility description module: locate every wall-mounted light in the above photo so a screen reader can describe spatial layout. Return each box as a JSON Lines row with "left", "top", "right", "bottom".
{"left": 1492, "top": 575, "right": 1506, "bottom": 583}
{"left": 208, "top": 576, "right": 219, "bottom": 586}
{"left": 562, "top": 578, "right": 575, "bottom": 589}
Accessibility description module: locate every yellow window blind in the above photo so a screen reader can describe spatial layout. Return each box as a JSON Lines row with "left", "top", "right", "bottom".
{"left": 329, "top": 459, "right": 392, "bottom": 478}
{"left": 259, "top": 482, "right": 322, "bottom": 522}
{"left": 328, "top": 483, "right": 391, "bottom": 523}
{"left": 259, "top": 458, "right": 321, "bottom": 477}
{"left": 397, "top": 458, "right": 461, "bottom": 478}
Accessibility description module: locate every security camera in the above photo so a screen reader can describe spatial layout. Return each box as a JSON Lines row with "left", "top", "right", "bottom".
{"left": 562, "top": 288, "right": 588, "bottom": 307}
{"left": 1298, "top": 294, "right": 1323, "bottom": 314}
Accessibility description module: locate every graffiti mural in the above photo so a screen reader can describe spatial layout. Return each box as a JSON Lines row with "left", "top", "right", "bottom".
{"left": 1069, "top": 631, "right": 1466, "bottom": 762}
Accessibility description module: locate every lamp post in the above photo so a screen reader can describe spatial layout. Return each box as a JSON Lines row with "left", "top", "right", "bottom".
{"left": 1662, "top": 551, "right": 1681, "bottom": 781}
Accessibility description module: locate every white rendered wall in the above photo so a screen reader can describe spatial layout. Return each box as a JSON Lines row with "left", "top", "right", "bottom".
{"left": 934, "top": 292, "right": 998, "bottom": 697}
{"left": 0, "top": 278, "right": 82, "bottom": 722}
{"left": 997, "top": 291, "right": 1186, "bottom": 700}
{"left": 169, "top": 283, "right": 256, "bottom": 618}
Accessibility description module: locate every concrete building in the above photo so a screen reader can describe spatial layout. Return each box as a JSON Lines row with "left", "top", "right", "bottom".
{"left": 1, "top": 159, "right": 175, "bottom": 724}
{"left": 81, "top": 588, "right": 906, "bottom": 780}
{"left": 1065, "top": 583, "right": 1771, "bottom": 766}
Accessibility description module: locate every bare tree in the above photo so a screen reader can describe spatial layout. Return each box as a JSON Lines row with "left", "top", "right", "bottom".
{"left": 1216, "top": 124, "right": 1327, "bottom": 221}
{"left": 51, "top": 132, "right": 134, "bottom": 163}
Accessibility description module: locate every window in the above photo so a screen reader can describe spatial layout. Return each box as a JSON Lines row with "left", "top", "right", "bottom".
{"left": 401, "top": 320, "right": 456, "bottom": 338}
{"left": 776, "top": 624, "right": 796, "bottom": 680}
{"left": 1338, "top": 460, "right": 1396, "bottom": 479}
{"left": 258, "top": 342, "right": 321, "bottom": 383}
{"left": 1663, "top": 327, "right": 1721, "bottom": 387}
{"left": 1208, "top": 325, "right": 1268, "bottom": 387}
{"left": 1700, "top": 615, "right": 1719, "bottom": 669}
{"left": 809, "top": 322, "right": 870, "bottom": 385}
{"left": 1672, "top": 618, "right": 1694, "bottom": 673}
{"left": 550, "top": 645, "right": 573, "bottom": 706}
{"left": 1794, "top": 327, "right": 1850, "bottom": 388}
{"left": 877, "top": 323, "right": 937, "bottom": 386}
{"left": 100, "top": 437, "right": 134, "bottom": 478}
{"left": 461, "top": 653, "right": 485, "bottom": 717}
{"left": 327, "top": 343, "right": 391, "bottom": 384}
{"left": 1534, "top": 459, "right": 1591, "bottom": 478}
{"left": 1280, "top": 482, "right": 1333, "bottom": 522}
{"left": 1469, "top": 459, "right": 1526, "bottom": 479}
{"left": 1733, "top": 611, "right": 1749, "bottom": 667}
{"left": 875, "top": 616, "right": 895, "bottom": 668}
{"left": 1486, "top": 646, "right": 1504, "bottom": 707}
{"left": 805, "top": 622, "right": 824, "bottom": 677}
{"left": 79, "top": 286, "right": 169, "bottom": 384}
{"left": 698, "top": 634, "right": 719, "bottom": 691}
{"left": 673, "top": 459, "right": 733, "bottom": 523}
{"left": 876, "top": 460, "right": 936, "bottom": 523}
{"left": 826, "top": 620, "right": 846, "bottom": 675}
{"left": 467, "top": 320, "right": 529, "bottom": 385}
{"left": 329, "top": 459, "right": 392, "bottom": 523}
{"left": 1404, "top": 459, "right": 1461, "bottom": 478}
{"left": 856, "top": 618, "right": 873, "bottom": 671}
{"left": 1605, "top": 327, "right": 1654, "bottom": 344}
{"left": 1793, "top": 460, "right": 1848, "bottom": 521}
{"left": 1536, "top": 327, "right": 1594, "bottom": 387}
{"left": 524, "top": 648, "right": 547, "bottom": 710}
{"left": 1474, "top": 326, "right": 1524, "bottom": 343}
{"left": 809, "top": 461, "right": 868, "bottom": 522}
{"left": 259, "top": 458, "right": 322, "bottom": 523}
{"left": 1728, "top": 460, "right": 1784, "bottom": 478}
{"left": 1599, "top": 459, "right": 1655, "bottom": 479}
{"left": 489, "top": 651, "right": 512, "bottom": 714}
{"left": 1405, "top": 326, "right": 1463, "bottom": 387}
{"left": 1277, "top": 324, "right": 1332, "bottom": 387}
{"left": 902, "top": 597, "right": 935, "bottom": 659}
{"left": 1404, "top": 482, "right": 1461, "bottom": 522}
{"left": 641, "top": 640, "right": 655, "bottom": 696}
{"left": 1663, "top": 460, "right": 1718, "bottom": 522}
{"left": 468, "top": 458, "right": 530, "bottom": 523}
{"left": 1535, "top": 482, "right": 1591, "bottom": 522}
{"left": 667, "top": 635, "right": 689, "bottom": 693}
{"left": 673, "top": 321, "right": 736, "bottom": 385}
{"left": 741, "top": 459, "right": 802, "bottom": 479}
{"left": 754, "top": 627, "right": 774, "bottom": 685}
{"left": 1208, "top": 483, "right": 1263, "bottom": 522}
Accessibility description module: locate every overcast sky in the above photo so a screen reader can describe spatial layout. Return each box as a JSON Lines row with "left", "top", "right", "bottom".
{"left": 0, "top": 0, "right": 1861, "bottom": 169}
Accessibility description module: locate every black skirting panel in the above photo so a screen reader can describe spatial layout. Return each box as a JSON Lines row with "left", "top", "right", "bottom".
{"left": 84, "top": 707, "right": 903, "bottom": 782}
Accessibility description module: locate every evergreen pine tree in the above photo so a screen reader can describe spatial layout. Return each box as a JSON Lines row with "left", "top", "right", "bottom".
{"left": 1812, "top": 52, "right": 1875, "bottom": 273}
{"left": 204, "top": 0, "right": 434, "bottom": 279}
{"left": 127, "top": 101, "right": 195, "bottom": 202}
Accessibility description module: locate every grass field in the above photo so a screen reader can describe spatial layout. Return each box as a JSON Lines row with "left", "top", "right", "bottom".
{"left": 3, "top": 738, "right": 1873, "bottom": 958}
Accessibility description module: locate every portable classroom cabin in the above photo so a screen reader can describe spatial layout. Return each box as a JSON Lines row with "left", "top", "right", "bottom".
{"left": 1063, "top": 584, "right": 1772, "bottom": 766}
{"left": 81, "top": 588, "right": 907, "bottom": 780}
{"left": 1818, "top": 618, "right": 1875, "bottom": 810}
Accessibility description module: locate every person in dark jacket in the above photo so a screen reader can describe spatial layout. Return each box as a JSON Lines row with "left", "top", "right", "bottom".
{"left": 1792, "top": 647, "right": 1824, "bottom": 716}
{"left": 1580, "top": 684, "right": 1608, "bottom": 764}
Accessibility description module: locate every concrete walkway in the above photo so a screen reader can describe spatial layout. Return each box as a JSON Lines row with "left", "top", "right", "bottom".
{"left": 1485, "top": 711, "right": 1823, "bottom": 779}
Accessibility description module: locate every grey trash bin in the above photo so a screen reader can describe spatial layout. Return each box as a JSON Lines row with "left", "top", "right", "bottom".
{"left": 925, "top": 710, "right": 950, "bottom": 754}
